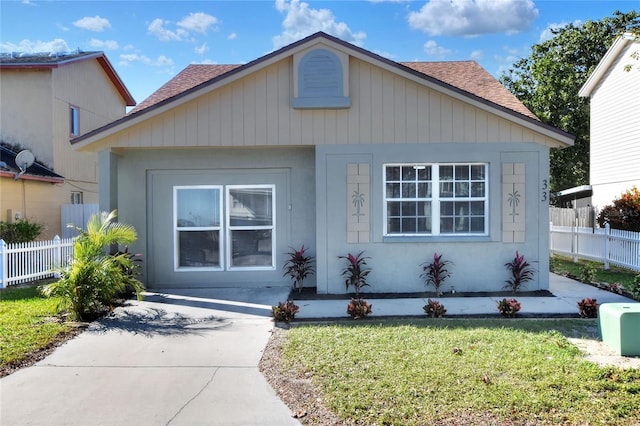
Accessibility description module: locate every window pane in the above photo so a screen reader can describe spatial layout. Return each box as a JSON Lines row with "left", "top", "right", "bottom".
{"left": 387, "top": 201, "right": 400, "bottom": 217}
{"left": 387, "top": 183, "right": 400, "bottom": 198}
{"left": 455, "top": 182, "right": 469, "bottom": 197}
{"left": 402, "top": 166, "right": 416, "bottom": 180}
{"left": 402, "top": 218, "right": 416, "bottom": 233}
{"left": 455, "top": 216, "right": 469, "bottom": 232}
{"left": 386, "top": 166, "right": 400, "bottom": 181}
{"left": 388, "top": 218, "right": 401, "bottom": 233}
{"left": 401, "top": 201, "right": 416, "bottom": 216}
{"left": 455, "top": 165, "right": 469, "bottom": 180}
{"left": 471, "top": 165, "right": 485, "bottom": 180}
{"left": 418, "top": 167, "right": 432, "bottom": 181}
{"left": 440, "top": 182, "right": 454, "bottom": 197}
{"left": 471, "top": 182, "right": 485, "bottom": 197}
{"left": 454, "top": 202, "right": 470, "bottom": 216}
{"left": 229, "top": 188, "right": 272, "bottom": 226}
{"left": 470, "top": 217, "right": 485, "bottom": 232}
{"left": 176, "top": 188, "right": 220, "bottom": 227}
{"left": 230, "top": 230, "right": 272, "bottom": 266}
{"left": 178, "top": 231, "right": 219, "bottom": 267}
{"left": 402, "top": 182, "right": 416, "bottom": 198}
{"left": 418, "top": 182, "right": 431, "bottom": 197}
{"left": 440, "top": 165, "right": 453, "bottom": 181}
{"left": 470, "top": 201, "right": 485, "bottom": 215}
{"left": 441, "top": 201, "right": 453, "bottom": 215}
{"left": 440, "top": 217, "right": 454, "bottom": 233}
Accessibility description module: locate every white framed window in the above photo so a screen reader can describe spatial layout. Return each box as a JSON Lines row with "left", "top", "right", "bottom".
{"left": 226, "top": 185, "right": 275, "bottom": 270}
{"left": 70, "top": 105, "right": 79, "bottom": 137}
{"left": 70, "top": 191, "right": 83, "bottom": 204}
{"left": 384, "top": 163, "right": 488, "bottom": 236}
{"left": 174, "top": 186, "right": 223, "bottom": 270}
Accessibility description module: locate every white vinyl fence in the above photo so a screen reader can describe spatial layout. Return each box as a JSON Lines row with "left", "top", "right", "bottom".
{"left": 0, "top": 236, "right": 74, "bottom": 288}
{"left": 550, "top": 223, "right": 640, "bottom": 272}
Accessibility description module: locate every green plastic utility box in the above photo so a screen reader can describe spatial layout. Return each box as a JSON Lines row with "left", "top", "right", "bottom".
{"left": 598, "top": 303, "right": 640, "bottom": 356}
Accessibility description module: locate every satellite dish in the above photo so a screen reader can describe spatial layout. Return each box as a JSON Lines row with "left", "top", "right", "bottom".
{"left": 14, "top": 150, "right": 35, "bottom": 180}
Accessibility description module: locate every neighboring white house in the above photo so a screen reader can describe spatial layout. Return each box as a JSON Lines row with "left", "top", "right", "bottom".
{"left": 71, "top": 32, "right": 573, "bottom": 293}
{"left": 579, "top": 33, "right": 640, "bottom": 210}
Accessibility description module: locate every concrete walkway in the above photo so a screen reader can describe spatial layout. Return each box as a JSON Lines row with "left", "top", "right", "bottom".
{"left": 1, "top": 274, "right": 637, "bottom": 426}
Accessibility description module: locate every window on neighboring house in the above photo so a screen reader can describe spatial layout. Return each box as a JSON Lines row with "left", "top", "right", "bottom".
{"left": 173, "top": 184, "right": 275, "bottom": 271}
{"left": 70, "top": 105, "right": 79, "bottom": 137}
{"left": 384, "top": 163, "right": 488, "bottom": 236}
{"left": 70, "top": 191, "right": 83, "bottom": 204}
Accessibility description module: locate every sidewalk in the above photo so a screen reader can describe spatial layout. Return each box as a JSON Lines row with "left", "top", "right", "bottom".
{"left": 0, "top": 274, "right": 636, "bottom": 426}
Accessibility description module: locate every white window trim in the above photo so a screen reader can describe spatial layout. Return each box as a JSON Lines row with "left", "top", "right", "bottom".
{"left": 225, "top": 184, "right": 276, "bottom": 271}
{"left": 383, "top": 163, "right": 489, "bottom": 237}
{"left": 173, "top": 185, "right": 223, "bottom": 272}
{"left": 70, "top": 105, "right": 80, "bottom": 137}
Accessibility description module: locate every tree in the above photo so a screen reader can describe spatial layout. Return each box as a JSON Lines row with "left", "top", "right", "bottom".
{"left": 597, "top": 186, "right": 640, "bottom": 231}
{"left": 41, "top": 210, "right": 144, "bottom": 320}
{"left": 500, "top": 11, "right": 640, "bottom": 202}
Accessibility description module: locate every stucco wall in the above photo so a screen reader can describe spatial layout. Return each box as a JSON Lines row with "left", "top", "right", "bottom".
{"left": 105, "top": 146, "right": 316, "bottom": 288}
{"left": 316, "top": 142, "right": 550, "bottom": 294}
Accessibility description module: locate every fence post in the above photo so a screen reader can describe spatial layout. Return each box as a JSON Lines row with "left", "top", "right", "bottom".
{"left": 0, "top": 239, "right": 6, "bottom": 289}
{"left": 53, "top": 235, "right": 61, "bottom": 279}
{"left": 572, "top": 219, "right": 578, "bottom": 263}
{"left": 604, "top": 223, "right": 610, "bottom": 270}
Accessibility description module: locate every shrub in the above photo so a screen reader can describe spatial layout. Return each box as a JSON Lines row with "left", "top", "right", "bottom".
{"left": 578, "top": 262, "right": 598, "bottom": 283}
{"left": 597, "top": 186, "right": 640, "bottom": 231}
{"left": 347, "top": 298, "right": 372, "bottom": 319}
{"left": 339, "top": 251, "right": 371, "bottom": 298}
{"left": 423, "top": 299, "right": 447, "bottom": 318}
{"left": 41, "top": 210, "right": 144, "bottom": 321}
{"left": 606, "top": 282, "right": 621, "bottom": 294}
{"left": 504, "top": 251, "right": 535, "bottom": 292}
{"left": 626, "top": 275, "right": 640, "bottom": 300}
{"left": 0, "top": 219, "right": 43, "bottom": 243}
{"left": 282, "top": 245, "right": 315, "bottom": 293}
{"left": 497, "top": 298, "right": 521, "bottom": 318}
{"left": 420, "top": 252, "right": 452, "bottom": 296}
{"left": 577, "top": 298, "right": 598, "bottom": 318}
{"left": 271, "top": 300, "right": 300, "bottom": 323}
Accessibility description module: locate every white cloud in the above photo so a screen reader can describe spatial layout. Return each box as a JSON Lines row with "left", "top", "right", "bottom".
{"left": 408, "top": 0, "right": 538, "bottom": 37}
{"left": 0, "top": 38, "right": 70, "bottom": 53}
{"left": 119, "top": 53, "right": 175, "bottom": 67}
{"left": 195, "top": 43, "right": 208, "bottom": 55}
{"left": 423, "top": 40, "right": 451, "bottom": 58}
{"left": 177, "top": 12, "right": 218, "bottom": 34}
{"left": 539, "top": 20, "right": 582, "bottom": 43}
{"left": 273, "top": 0, "right": 366, "bottom": 49}
{"left": 89, "top": 39, "right": 119, "bottom": 50}
{"left": 228, "top": 32, "right": 237, "bottom": 40}
{"left": 148, "top": 18, "right": 189, "bottom": 41}
{"left": 73, "top": 16, "right": 111, "bottom": 32}
{"left": 470, "top": 49, "right": 483, "bottom": 60}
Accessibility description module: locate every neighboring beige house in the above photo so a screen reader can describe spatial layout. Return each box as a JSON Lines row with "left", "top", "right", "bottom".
{"left": 73, "top": 32, "right": 573, "bottom": 293}
{"left": 579, "top": 33, "right": 640, "bottom": 210}
{"left": 0, "top": 51, "right": 135, "bottom": 239}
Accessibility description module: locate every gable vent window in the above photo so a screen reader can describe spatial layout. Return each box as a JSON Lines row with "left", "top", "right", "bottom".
{"left": 293, "top": 48, "right": 350, "bottom": 109}
{"left": 70, "top": 191, "right": 83, "bottom": 204}
{"left": 70, "top": 105, "right": 79, "bottom": 137}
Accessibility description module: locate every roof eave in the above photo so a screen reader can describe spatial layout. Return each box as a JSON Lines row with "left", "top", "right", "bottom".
{"left": 579, "top": 33, "right": 637, "bottom": 98}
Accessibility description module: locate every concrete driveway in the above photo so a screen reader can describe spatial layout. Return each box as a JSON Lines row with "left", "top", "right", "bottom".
{"left": 0, "top": 287, "right": 300, "bottom": 426}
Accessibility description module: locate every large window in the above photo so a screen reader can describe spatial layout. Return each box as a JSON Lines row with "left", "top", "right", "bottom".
{"left": 384, "top": 163, "right": 488, "bottom": 236}
{"left": 173, "top": 184, "right": 275, "bottom": 271}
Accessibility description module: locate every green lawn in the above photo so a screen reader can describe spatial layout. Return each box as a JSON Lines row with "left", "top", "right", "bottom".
{"left": 0, "top": 286, "right": 71, "bottom": 368}
{"left": 551, "top": 255, "right": 638, "bottom": 288}
{"left": 283, "top": 320, "right": 640, "bottom": 425}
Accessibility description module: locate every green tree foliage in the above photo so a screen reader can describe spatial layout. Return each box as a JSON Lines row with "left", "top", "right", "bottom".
{"left": 500, "top": 11, "right": 640, "bottom": 201}
{"left": 0, "top": 219, "right": 43, "bottom": 243}
{"left": 41, "top": 210, "right": 144, "bottom": 320}
{"left": 597, "top": 186, "right": 640, "bottom": 231}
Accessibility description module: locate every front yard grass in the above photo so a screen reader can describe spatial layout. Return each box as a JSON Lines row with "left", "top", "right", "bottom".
{"left": 0, "top": 286, "right": 71, "bottom": 370}
{"left": 282, "top": 319, "right": 640, "bottom": 425}
{"left": 551, "top": 255, "right": 638, "bottom": 288}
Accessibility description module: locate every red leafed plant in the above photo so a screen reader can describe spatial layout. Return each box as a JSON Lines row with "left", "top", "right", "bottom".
{"left": 504, "top": 251, "right": 535, "bottom": 293}
{"left": 339, "top": 251, "right": 373, "bottom": 319}
{"left": 423, "top": 298, "right": 447, "bottom": 318}
{"left": 497, "top": 298, "right": 521, "bottom": 318}
{"left": 577, "top": 298, "right": 598, "bottom": 318}
{"left": 347, "top": 298, "right": 373, "bottom": 319}
{"left": 282, "top": 245, "right": 315, "bottom": 293}
{"left": 420, "top": 252, "right": 452, "bottom": 296}
{"left": 271, "top": 300, "right": 300, "bottom": 323}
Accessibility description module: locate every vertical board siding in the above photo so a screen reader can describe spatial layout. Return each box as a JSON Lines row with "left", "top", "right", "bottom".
{"left": 99, "top": 57, "right": 559, "bottom": 149}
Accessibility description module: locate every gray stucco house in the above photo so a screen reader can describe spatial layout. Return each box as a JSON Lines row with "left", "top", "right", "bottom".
{"left": 73, "top": 32, "right": 574, "bottom": 294}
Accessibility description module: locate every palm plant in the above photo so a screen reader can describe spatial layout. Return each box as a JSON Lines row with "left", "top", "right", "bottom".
{"left": 339, "top": 251, "right": 371, "bottom": 297}
{"left": 41, "top": 210, "right": 144, "bottom": 320}
{"left": 504, "top": 251, "right": 535, "bottom": 293}
{"left": 420, "top": 252, "right": 452, "bottom": 296}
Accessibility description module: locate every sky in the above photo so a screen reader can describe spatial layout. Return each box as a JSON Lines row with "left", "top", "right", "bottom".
{"left": 1, "top": 0, "right": 638, "bottom": 106}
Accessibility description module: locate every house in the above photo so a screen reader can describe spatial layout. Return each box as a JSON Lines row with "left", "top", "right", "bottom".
{"left": 71, "top": 32, "right": 573, "bottom": 293}
{"left": 579, "top": 33, "right": 640, "bottom": 210}
{"left": 0, "top": 51, "right": 135, "bottom": 239}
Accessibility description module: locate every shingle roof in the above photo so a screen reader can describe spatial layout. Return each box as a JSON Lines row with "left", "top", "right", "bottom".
{"left": 400, "top": 61, "right": 538, "bottom": 120}
{"left": 0, "top": 51, "right": 97, "bottom": 65}
{"left": 130, "top": 64, "right": 239, "bottom": 114}
{"left": 129, "top": 59, "right": 536, "bottom": 120}
{"left": 0, "top": 146, "right": 64, "bottom": 181}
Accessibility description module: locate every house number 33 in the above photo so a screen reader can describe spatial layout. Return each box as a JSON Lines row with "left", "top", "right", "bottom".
{"left": 541, "top": 179, "right": 548, "bottom": 202}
